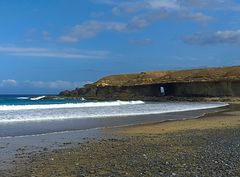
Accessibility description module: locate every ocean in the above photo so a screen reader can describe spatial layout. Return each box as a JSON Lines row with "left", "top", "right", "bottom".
{"left": 0, "top": 95, "right": 227, "bottom": 137}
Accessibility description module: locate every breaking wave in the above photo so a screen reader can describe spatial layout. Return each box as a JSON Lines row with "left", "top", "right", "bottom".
{"left": 30, "top": 96, "right": 46, "bottom": 101}
{"left": 17, "top": 97, "right": 30, "bottom": 100}
{"left": 0, "top": 101, "right": 227, "bottom": 123}
{"left": 0, "top": 100, "right": 145, "bottom": 111}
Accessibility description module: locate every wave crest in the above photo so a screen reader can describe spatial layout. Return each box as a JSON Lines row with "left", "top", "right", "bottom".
{"left": 30, "top": 96, "right": 46, "bottom": 101}
{"left": 17, "top": 97, "right": 29, "bottom": 100}
{"left": 0, "top": 100, "right": 145, "bottom": 111}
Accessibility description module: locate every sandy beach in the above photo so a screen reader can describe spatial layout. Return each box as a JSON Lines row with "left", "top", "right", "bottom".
{"left": 1, "top": 0, "right": 240, "bottom": 176}
{"left": 1, "top": 104, "right": 240, "bottom": 177}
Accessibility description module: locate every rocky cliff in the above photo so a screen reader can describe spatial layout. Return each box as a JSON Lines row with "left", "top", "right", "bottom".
{"left": 59, "top": 66, "right": 240, "bottom": 100}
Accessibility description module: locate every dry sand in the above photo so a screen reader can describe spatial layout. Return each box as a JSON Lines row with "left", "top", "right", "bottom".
{"left": 115, "top": 106, "right": 240, "bottom": 136}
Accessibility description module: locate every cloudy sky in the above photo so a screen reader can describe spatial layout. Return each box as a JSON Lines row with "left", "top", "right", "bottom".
{"left": 0, "top": 0, "right": 240, "bottom": 94}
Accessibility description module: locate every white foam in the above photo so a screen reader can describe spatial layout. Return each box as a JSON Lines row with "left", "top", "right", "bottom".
{"left": 30, "top": 96, "right": 46, "bottom": 101}
{"left": 17, "top": 97, "right": 29, "bottom": 100}
{"left": 0, "top": 100, "right": 145, "bottom": 111}
{"left": 0, "top": 102, "right": 227, "bottom": 123}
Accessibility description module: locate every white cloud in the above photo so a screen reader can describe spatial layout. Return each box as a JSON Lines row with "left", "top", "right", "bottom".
{"left": 0, "top": 79, "right": 90, "bottom": 93}
{"left": 108, "top": 0, "right": 180, "bottom": 16}
{"left": 94, "top": 0, "right": 180, "bottom": 10}
{"left": 65, "top": 0, "right": 215, "bottom": 44}
{"left": 59, "top": 21, "right": 126, "bottom": 43}
{"left": 23, "top": 80, "right": 83, "bottom": 89}
{"left": 127, "top": 10, "right": 169, "bottom": 29}
{"left": 179, "top": 12, "right": 213, "bottom": 23}
{"left": 59, "top": 12, "right": 212, "bottom": 43}
{"left": 60, "top": 0, "right": 216, "bottom": 43}
{"left": 0, "top": 79, "right": 84, "bottom": 89}
{"left": 0, "top": 46, "right": 109, "bottom": 59}
{"left": 148, "top": 0, "right": 180, "bottom": 9}
{"left": 178, "top": 0, "right": 237, "bottom": 10}
{"left": 215, "top": 30, "right": 240, "bottom": 41}
{"left": 183, "top": 29, "right": 240, "bottom": 45}
{"left": 0, "top": 79, "right": 17, "bottom": 87}
{"left": 95, "top": 0, "right": 239, "bottom": 11}
{"left": 126, "top": 10, "right": 212, "bottom": 30}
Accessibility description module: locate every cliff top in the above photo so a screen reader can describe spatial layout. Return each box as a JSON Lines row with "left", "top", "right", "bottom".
{"left": 93, "top": 66, "right": 240, "bottom": 87}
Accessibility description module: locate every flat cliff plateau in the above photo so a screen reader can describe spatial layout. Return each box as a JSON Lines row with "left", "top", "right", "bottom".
{"left": 58, "top": 66, "right": 240, "bottom": 101}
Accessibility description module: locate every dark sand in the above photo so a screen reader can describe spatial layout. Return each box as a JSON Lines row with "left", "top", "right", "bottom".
{"left": 1, "top": 104, "right": 240, "bottom": 176}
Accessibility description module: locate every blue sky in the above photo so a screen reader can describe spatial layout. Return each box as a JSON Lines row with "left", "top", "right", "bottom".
{"left": 0, "top": 0, "right": 240, "bottom": 94}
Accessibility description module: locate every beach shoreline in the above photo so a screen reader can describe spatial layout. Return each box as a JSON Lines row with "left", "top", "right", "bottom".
{"left": 111, "top": 103, "right": 240, "bottom": 135}
{"left": 0, "top": 102, "right": 227, "bottom": 137}
{"left": 1, "top": 103, "right": 240, "bottom": 176}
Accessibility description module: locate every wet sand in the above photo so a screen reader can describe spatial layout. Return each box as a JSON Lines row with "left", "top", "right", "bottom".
{"left": 0, "top": 105, "right": 226, "bottom": 137}
{"left": 1, "top": 104, "right": 240, "bottom": 176}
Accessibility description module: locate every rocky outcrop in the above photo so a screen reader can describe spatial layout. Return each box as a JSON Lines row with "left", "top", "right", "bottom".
{"left": 164, "top": 81, "right": 240, "bottom": 97}
{"left": 59, "top": 66, "right": 240, "bottom": 100}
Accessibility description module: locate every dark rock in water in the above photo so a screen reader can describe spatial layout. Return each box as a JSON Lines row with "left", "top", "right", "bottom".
{"left": 59, "top": 89, "right": 78, "bottom": 97}
{"left": 58, "top": 66, "right": 240, "bottom": 100}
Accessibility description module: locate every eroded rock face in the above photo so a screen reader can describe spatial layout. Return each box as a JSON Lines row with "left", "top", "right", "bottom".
{"left": 95, "top": 85, "right": 163, "bottom": 99}
{"left": 164, "top": 81, "right": 240, "bottom": 97}
{"left": 59, "top": 81, "right": 240, "bottom": 100}
{"left": 59, "top": 86, "right": 98, "bottom": 98}
{"left": 58, "top": 66, "right": 240, "bottom": 100}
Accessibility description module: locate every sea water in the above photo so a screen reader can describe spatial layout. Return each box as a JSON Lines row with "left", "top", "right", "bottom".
{"left": 0, "top": 95, "right": 227, "bottom": 124}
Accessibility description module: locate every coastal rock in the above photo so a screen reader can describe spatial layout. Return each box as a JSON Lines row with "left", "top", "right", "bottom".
{"left": 59, "top": 66, "right": 240, "bottom": 100}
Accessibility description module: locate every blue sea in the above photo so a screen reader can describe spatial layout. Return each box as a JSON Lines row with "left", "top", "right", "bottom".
{"left": 0, "top": 95, "right": 227, "bottom": 123}
{"left": 0, "top": 95, "right": 228, "bottom": 137}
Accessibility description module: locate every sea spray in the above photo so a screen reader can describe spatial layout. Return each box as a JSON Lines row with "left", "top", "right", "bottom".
{"left": 30, "top": 96, "right": 46, "bottom": 101}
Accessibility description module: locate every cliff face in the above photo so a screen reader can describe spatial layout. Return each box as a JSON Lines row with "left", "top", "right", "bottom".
{"left": 59, "top": 66, "right": 240, "bottom": 100}
{"left": 59, "top": 85, "right": 162, "bottom": 100}
{"left": 164, "top": 81, "right": 240, "bottom": 97}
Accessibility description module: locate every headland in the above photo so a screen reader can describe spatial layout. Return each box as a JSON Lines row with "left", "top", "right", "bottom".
{"left": 58, "top": 65, "right": 240, "bottom": 102}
